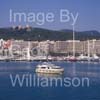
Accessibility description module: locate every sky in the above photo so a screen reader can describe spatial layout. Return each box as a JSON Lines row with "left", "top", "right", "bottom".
{"left": 0, "top": 0, "right": 100, "bottom": 31}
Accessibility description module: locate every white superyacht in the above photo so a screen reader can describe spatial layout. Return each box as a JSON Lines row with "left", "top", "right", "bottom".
{"left": 35, "top": 62, "right": 64, "bottom": 74}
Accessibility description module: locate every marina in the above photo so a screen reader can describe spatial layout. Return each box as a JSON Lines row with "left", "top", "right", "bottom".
{"left": 0, "top": 39, "right": 100, "bottom": 62}
{"left": 0, "top": 0, "right": 100, "bottom": 100}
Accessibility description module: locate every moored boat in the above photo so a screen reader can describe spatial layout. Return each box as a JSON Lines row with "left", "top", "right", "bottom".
{"left": 67, "top": 56, "right": 77, "bottom": 62}
{"left": 77, "top": 54, "right": 88, "bottom": 61}
{"left": 90, "top": 54, "right": 99, "bottom": 62}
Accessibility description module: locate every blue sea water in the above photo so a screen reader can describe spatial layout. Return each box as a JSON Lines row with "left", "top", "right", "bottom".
{"left": 0, "top": 61, "right": 100, "bottom": 100}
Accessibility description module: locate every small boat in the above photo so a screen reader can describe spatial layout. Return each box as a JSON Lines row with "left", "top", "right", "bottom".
{"left": 91, "top": 54, "right": 99, "bottom": 62}
{"left": 35, "top": 62, "right": 64, "bottom": 74}
{"left": 77, "top": 54, "right": 88, "bottom": 61}
{"left": 67, "top": 56, "right": 77, "bottom": 62}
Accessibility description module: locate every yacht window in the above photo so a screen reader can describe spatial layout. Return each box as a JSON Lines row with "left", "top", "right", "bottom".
{"left": 41, "top": 67, "right": 46, "bottom": 69}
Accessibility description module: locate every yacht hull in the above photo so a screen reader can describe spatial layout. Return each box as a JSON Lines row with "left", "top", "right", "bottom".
{"left": 35, "top": 68, "right": 64, "bottom": 74}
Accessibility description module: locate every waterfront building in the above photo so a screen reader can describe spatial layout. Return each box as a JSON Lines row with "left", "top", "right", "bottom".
{"left": 0, "top": 39, "right": 100, "bottom": 58}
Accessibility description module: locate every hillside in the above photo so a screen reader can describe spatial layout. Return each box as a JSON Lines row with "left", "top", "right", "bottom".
{"left": 0, "top": 27, "right": 100, "bottom": 41}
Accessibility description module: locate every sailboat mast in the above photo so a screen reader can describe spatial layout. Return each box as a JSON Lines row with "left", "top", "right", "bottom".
{"left": 92, "top": 39, "right": 95, "bottom": 55}
{"left": 87, "top": 40, "right": 90, "bottom": 61}
{"left": 27, "top": 41, "right": 31, "bottom": 61}
{"left": 72, "top": 25, "right": 75, "bottom": 57}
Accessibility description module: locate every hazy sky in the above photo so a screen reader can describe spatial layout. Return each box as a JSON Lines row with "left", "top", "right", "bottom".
{"left": 0, "top": 0, "right": 100, "bottom": 31}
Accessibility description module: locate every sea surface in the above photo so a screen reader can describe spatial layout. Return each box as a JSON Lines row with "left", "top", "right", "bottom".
{"left": 0, "top": 61, "right": 100, "bottom": 100}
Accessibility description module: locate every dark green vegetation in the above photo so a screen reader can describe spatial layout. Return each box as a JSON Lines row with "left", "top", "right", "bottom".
{"left": 0, "top": 27, "right": 100, "bottom": 41}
